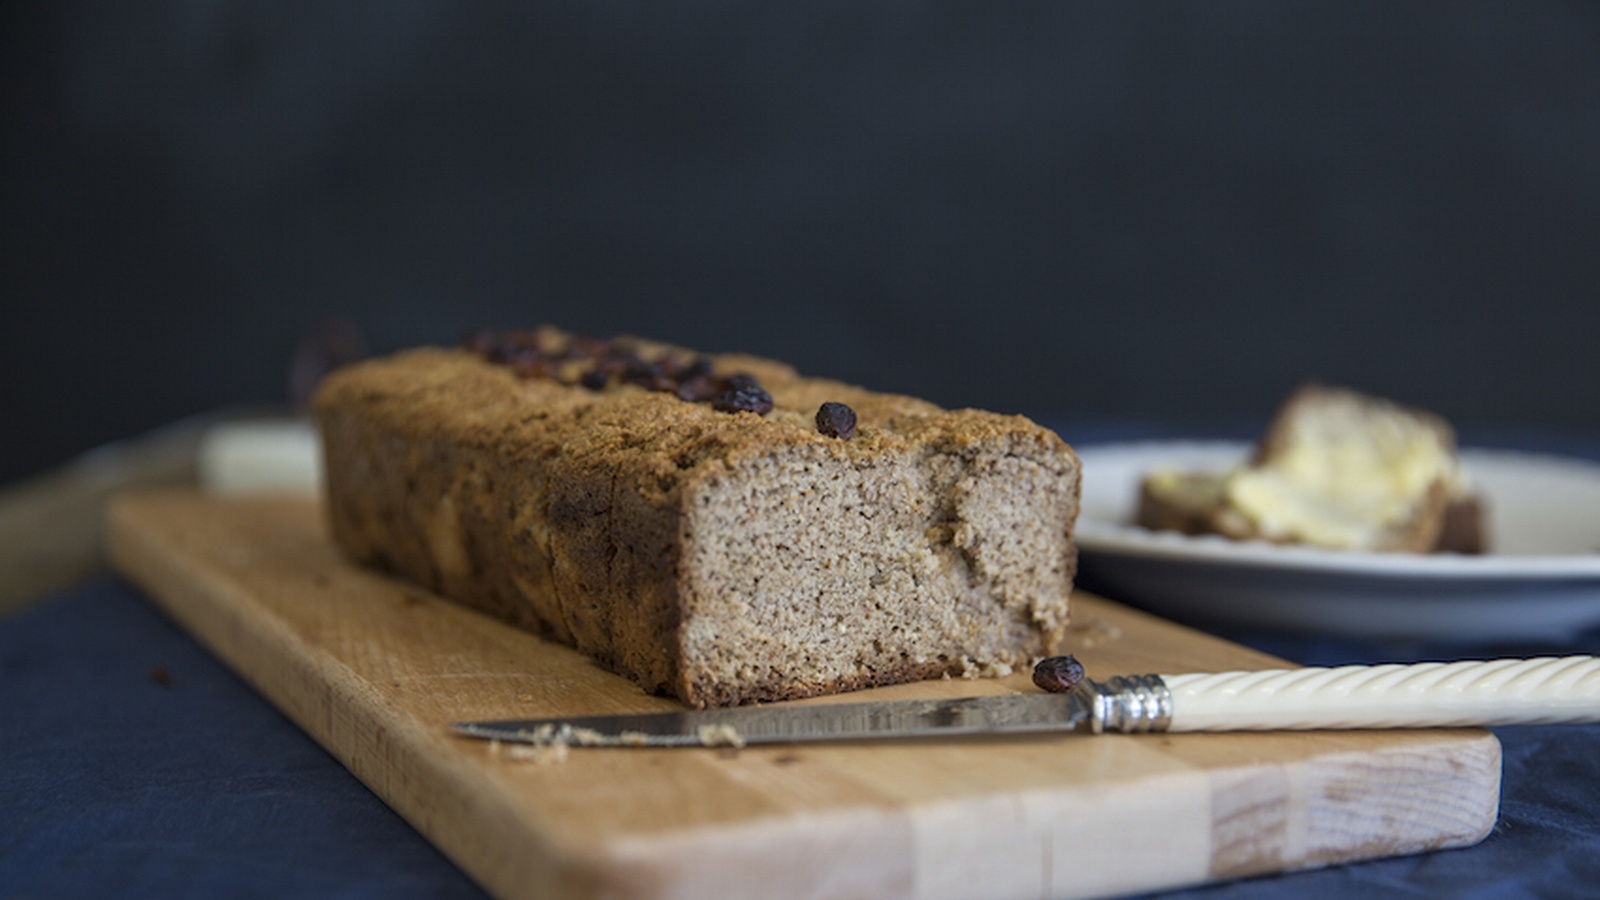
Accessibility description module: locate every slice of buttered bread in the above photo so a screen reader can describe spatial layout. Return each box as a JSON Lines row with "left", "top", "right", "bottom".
{"left": 1209, "top": 385, "right": 1460, "bottom": 552}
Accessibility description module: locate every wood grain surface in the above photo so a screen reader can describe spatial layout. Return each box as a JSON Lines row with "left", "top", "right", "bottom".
{"left": 106, "top": 490, "right": 1501, "bottom": 900}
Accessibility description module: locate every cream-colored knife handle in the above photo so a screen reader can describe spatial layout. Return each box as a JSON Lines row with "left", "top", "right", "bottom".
{"left": 1152, "top": 656, "right": 1600, "bottom": 732}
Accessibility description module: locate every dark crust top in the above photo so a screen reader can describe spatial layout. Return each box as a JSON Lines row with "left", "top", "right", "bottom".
{"left": 313, "top": 343, "right": 1078, "bottom": 504}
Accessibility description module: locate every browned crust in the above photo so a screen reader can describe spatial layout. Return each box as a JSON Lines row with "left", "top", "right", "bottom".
{"left": 315, "top": 336, "right": 1079, "bottom": 707}
{"left": 1437, "top": 494, "right": 1489, "bottom": 555}
{"left": 676, "top": 660, "right": 961, "bottom": 710}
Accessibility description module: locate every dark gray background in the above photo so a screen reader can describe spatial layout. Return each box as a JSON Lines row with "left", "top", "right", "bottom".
{"left": 5, "top": 1, "right": 1599, "bottom": 486}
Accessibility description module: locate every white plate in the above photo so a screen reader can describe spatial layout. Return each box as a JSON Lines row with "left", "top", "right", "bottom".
{"left": 1073, "top": 441, "right": 1600, "bottom": 642}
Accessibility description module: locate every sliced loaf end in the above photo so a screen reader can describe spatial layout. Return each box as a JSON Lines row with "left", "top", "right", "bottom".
{"left": 676, "top": 412, "right": 1079, "bottom": 707}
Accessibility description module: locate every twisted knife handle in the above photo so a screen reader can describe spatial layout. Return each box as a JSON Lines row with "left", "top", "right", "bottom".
{"left": 1121, "top": 656, "right": 1600, "bottom": 733}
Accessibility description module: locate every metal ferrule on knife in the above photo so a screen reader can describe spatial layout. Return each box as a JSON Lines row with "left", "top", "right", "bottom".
{"left": 1080, "top": 674, "right": 1174, "bottom": 734}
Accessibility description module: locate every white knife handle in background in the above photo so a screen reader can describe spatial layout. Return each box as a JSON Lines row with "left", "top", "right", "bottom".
{"left": 1082, "top": 657, "right": 1600, "bottom": 733}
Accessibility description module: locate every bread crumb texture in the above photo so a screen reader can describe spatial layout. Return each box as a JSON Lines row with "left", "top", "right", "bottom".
{"left": 315, "top": 332, "right": 1080, "bottom": 707}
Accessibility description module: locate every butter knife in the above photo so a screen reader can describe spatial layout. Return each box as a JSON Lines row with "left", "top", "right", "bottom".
{"left": 451, "top": 656, "right": 1600, "bottom": 748}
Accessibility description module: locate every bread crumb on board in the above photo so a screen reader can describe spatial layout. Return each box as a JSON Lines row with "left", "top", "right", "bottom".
{"left": 959, "top": 657, "right": 1015, "bottom": 680}
{"left": 485, "top": 722, "right": 614, "bottom": 764}
{"left": 696, "top": 723, "right": 747, "bottom": 748}
{"left": 501, "top": 740, "right": 570, "bottom": 765}
{"left": 480, "top": 720, "right": 747, "bottom": 757}
{"left": 1062, "top": 617, "right": 1123, "bottom": 649}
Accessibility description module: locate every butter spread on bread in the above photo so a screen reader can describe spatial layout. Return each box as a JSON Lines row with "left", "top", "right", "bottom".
{"left": 1138, "top": 385, "right": 1484, "bottom": 554}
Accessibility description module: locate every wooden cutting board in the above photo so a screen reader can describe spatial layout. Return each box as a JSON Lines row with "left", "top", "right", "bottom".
{"left": 106, "top": 491, "right": 1501, "bottom": 900}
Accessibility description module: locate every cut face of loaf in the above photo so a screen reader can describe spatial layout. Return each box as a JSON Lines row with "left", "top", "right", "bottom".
{"left": 315, "top": 338, "right": 1080, "bottom": 707}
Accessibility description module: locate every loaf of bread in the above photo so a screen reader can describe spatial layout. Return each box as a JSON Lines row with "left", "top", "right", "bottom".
{"left": 314, "top": 327, "right": 1081, "bottom": 707}
{"left": 1137, "top": 385, "right": 1486, "bottom": 554}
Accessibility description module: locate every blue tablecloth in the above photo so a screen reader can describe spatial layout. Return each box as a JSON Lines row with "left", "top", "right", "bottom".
{"left": 4, "top": 423, "right": 1599, "bottom": 899}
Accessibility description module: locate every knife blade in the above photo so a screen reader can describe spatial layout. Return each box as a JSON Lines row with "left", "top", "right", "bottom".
{"left": 451, "top": 655, "right": 1600, "bottom": 748}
